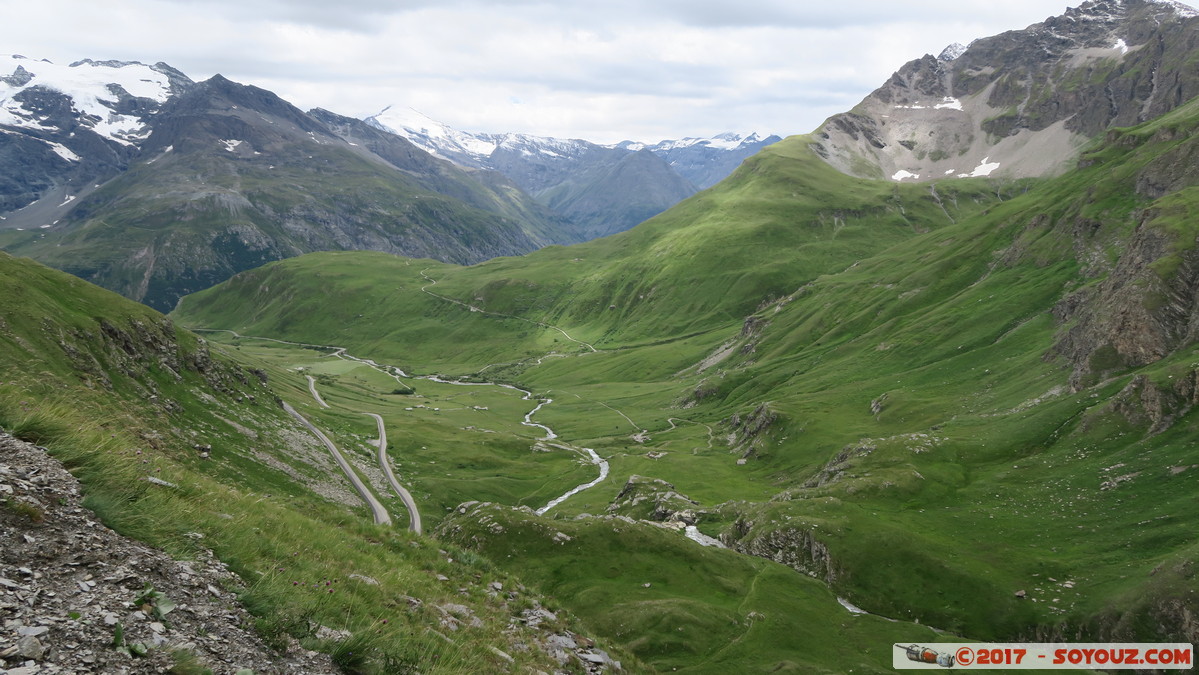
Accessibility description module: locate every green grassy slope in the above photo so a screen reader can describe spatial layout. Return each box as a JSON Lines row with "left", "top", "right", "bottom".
{"left": 175, "top": 134, "right": 1010, "bottom": 355}
{"left": 437, "top": 503, "right": 948, "bottom": 674}
{"left": 169, "top": 96, "right": 1199, "bottom": 659}
{"left": 0, "top": 250, "right": 636, "bottom": 673}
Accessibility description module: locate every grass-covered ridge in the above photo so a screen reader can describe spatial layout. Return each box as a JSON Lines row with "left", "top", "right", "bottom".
{"left": 171, "top": 96, "right": 1199, "bottom": 661}
{"left": 174, "top": 135, "right": 1013, "bottom": 357}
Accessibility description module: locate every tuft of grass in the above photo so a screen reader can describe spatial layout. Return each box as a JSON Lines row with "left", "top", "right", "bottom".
{"left": 168, "top": 648, "right": 215, "bottom": 675}
{"left": 4, "top": 498, "right": 45, "bottom": 523}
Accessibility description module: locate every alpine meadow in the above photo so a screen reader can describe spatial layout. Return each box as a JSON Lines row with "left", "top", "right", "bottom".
{"left": 2, "top": 1, "right": 1198, "bottom": 673}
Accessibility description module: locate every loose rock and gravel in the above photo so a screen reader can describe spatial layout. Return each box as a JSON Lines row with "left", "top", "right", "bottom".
{"left": 0, "top": 431, "right": 338, "bottom": 675}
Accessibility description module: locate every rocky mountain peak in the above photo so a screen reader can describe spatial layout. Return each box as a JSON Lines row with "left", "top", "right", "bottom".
{"left": 937, "top": 42, "right": 969, "bottom": 61}
{"left": 811, "top": 0, "right": 1199, "bottom": 183}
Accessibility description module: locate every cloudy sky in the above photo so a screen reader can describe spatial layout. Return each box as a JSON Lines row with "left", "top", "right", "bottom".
{"left": 4, "top": 0, "right": 1081, "bottom": 143}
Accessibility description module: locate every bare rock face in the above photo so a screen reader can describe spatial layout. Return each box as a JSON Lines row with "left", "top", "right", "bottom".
{"left": 724, "top": 403, "right": 779, "bottom": 460}
{"left": 812, "top": 0, "right": 1199, "bottom": 183}
{"left": 724, "top": 519, "right": 840, "bottom": 586}
{"left": 1047, "top": 218, "right": 1199, "bottom": 391}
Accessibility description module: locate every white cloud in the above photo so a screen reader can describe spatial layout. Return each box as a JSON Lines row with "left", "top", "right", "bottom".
{"left": 0, "top": 0, "right": 1084, "bottom": 143}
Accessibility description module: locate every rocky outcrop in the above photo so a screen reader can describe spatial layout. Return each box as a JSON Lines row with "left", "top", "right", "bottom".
{"left": 54, "top": 314, "right": 266, "bottom": 408}
{"left": 606, "top": 475, "right": 700, "bottom": 523}
{"left": 724, "top": 519, "right": 840, "bottom": 586}
{"left": 1047, "top": 218, "right": 1199, "bottom": 390}
{"left": 1098, "top": 370, "right": 1199, "bottom": 433}
{"left": 724, "top": 403, "right": 779, "bottom": 460}
{"left": 803, "top": 442, "right": 877, "bottom": 488}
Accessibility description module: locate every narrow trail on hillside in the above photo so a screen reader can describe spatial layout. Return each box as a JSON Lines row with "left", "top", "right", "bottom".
{"left": 418, "top": 269, "right": 598, "bottom": 353}
{"left": 306, "top": 375, "right": 330, "bottom": 408}
{"left": 281, "top": 401, "right": 392, "bottom": 526}
{"left": 193, "top": 328, "right": 610, "bottom": 515}
{"left": 666, "top": 417, "right": 716, "bottom": 451}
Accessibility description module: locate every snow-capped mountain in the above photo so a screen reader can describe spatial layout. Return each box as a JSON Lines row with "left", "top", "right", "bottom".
{"left": 367, "top": 106, "right": 778, "bottom": 189}
{"left": 0, "top": 55, "right": 193, "bottom": 220}
{"left": 0, "top": 56, "right": 189, "bottom": 144}
{"left": 365, "top": 107, "right": 779, "bottom": 231}
{"left": 366, "top": 106, "right": 619, "bottom": 179}
{"left": 618, "top": 132, "right": 773, "bottom": 153}
{"left": 615, "top": 132, "right": 782, "bottom": 189}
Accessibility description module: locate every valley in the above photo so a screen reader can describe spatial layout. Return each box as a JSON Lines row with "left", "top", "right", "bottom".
{"left": 2, "top": 1, "right": 1198, "bottom": 673}
{"left": 170, "top": 94, "right": 1199, "bottom": 669}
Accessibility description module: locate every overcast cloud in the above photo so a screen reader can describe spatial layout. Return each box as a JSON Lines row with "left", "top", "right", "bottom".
{"left": 3, "top": 0, "right": 1079, "bottom": 143}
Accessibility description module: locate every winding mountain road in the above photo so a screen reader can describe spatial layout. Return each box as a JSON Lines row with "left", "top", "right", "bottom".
{"left": 194, "top": 327, "right": 616, "bottom": 516}
{"left": 364, "top": 412, "right": 422, "bottom": 534}
{"left": 281, "top": 401, "right": 392, "bottom": 526}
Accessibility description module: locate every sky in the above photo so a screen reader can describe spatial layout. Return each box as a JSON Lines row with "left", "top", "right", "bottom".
{"left": 2, "top": 0, "right": 1085, "bottom": 144}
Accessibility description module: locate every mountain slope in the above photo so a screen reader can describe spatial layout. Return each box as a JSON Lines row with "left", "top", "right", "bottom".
{"left": 537, "top": 148, "right": 699, "bottom": 239}
{"left": 3, "top": 75, "right": 576, "bottom": 311}
{"left": 367, "top": 108, "right": 784, "bottom": 236}
{"left": 0, "top": 249, "right": 636, "bottom": 673}
{"left": 308, "top": 107, "right": 579, "bottom": 245}
{"left": 813, "top": 0, "right": 1199, "bottom": 182}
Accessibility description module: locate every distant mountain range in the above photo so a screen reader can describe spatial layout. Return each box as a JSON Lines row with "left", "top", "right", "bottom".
{"left": 366, "top": 107, "right": 779, "bottom": 238}
{"left": 0, "top": 55, "right": 778, "bottom": 309}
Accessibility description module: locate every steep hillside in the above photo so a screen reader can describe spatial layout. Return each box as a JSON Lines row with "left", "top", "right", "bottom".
{"left": 308, "top": 107, "right": 579, "bottom": 246}
{"left": 814, "top": 0, "right": 1199, "bottom": 183}
{"left": 3, "top": 75, "right": 575, "bottom": 312}
{"left": 0, "top": 250, "right": 634, "bottom": 673}
{"left": 537, "top": 148, "right": 698, "bottom": 240}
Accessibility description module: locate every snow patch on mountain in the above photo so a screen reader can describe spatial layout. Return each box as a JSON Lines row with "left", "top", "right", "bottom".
{"left": 938, "top": 43, "right": 969, "bottom": 61}
{"left": 618, "top": 132, "right": 771, "bottom": 153}
{"left": 366, "top": 106, "right": 499, "bottom": 162}
{"left": 1145, "top": 0, "right": 1199, "bottom": 18}
{"left": 0, "top": 55, "right": 175, "bottom": 144}
{"left": 46, "top": 140, "right": 80, "bottom": 162}
{"left": 964, "top": 157, "right": 1001, "bottom": 178}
